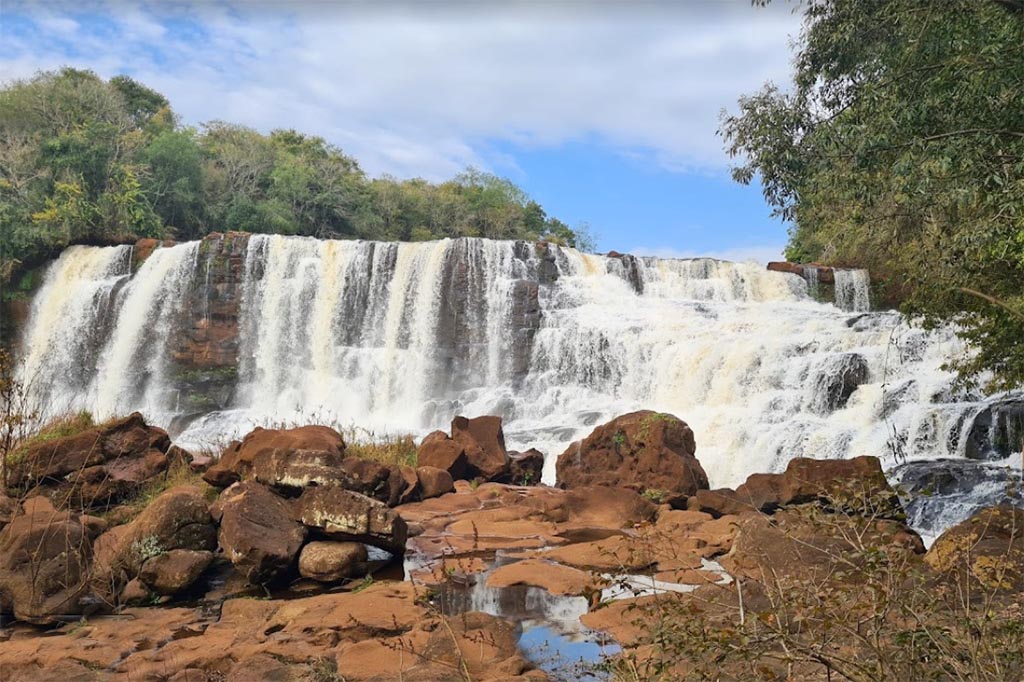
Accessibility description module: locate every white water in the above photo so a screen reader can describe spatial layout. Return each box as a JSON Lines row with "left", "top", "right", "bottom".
{"left": 835, "top": 268, "right": 871, "bottom": 312}
{"left": 16, "top": 236, "right": 1019, "bottom": 493}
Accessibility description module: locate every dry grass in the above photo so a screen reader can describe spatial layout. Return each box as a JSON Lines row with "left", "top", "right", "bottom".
{"left": 105, "top": 457, "right": 217, "bottom": 524}
{"left": 343, "top": 427, "right": 418, "bottom": 468}
{"left": 7, "top": 410, "right": 96, "bottom": 462}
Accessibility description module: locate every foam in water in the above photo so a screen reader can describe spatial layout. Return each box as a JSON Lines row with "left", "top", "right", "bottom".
{"left": 17, "top": 236, "right": 1021, "bottom": 502}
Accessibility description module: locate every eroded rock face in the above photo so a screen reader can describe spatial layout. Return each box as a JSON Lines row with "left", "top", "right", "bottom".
{"left": 926, "top": 505, "right": 1024, "bottom": 593}
{"left": 298, "top": 541, "right": 368, "bottom": 582}
{"left": 556, "top": 411, "right": 708, "bottom": 503}
{"left": 251, "top": 447, "right": 348, "bottom": 490}
{"left": 6, "top": 412, "right": 172, "bottom": 509}
{"left": 294, "top": 486, "right": 407, "bottom": 556}
{"left": 164, "top": 232, "right": 249, "bottom": 420}
{"left": 0, "top": 508, "right": 99, "bottom": 623}
{"left": 211, "top": 481, "right": 307, "bottom": 584}
{"left": 204, "top": 424, "right": 345, "bottom": 488}
{"left": 964, "top": 397, "right": 1024, "bottom": 461}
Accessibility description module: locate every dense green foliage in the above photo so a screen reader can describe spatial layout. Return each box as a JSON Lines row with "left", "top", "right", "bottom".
{"left": 0, "top": 68, "right": 592, "bottom": 284}
{"left": 722, "top": 0, "right": 1024, "bottom": 389}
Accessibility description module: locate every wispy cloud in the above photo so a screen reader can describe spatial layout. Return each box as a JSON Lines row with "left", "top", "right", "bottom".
{"left": 0, "top": 1, "right": 800, "bottom": 180}
{"left": 632, "top": 244, "right": 786, "bottom": 264}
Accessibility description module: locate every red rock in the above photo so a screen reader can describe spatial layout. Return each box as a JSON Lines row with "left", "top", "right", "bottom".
{"left": 926, "top": 505, "right": 1024, "bottom": 593}
{"left": 211, "top": 481, "right": 307, "bottom": 584}
{"left": 507, "top": 448, "right": 545, "bottom": 486}
{"left": 0, "top": 508, "right": 95, "bottom": 623}
{"left": 415, "top": 466, "right": 454, "bottom": 500}
{"left": 293, "top": 486, "right": 407, "bottom": 556}
{"left": 297, "top": 541, "right": 367, "bottom": 582}
{"left": 452, "top": 415, "right": 510, "bottom": 480}
{"left": 416, "top": 429, "right": 469, "bottom": 480}
{"left": 204, "top": 424, "right": 345, "bottom": 488}
{"left": 251, "top": 447, "right": 348, "bottom": 490}
{"left": 395, "top": 464, "right": 421, "bottom": 505}
{"left": 8, "top": 412, "right": 172, "bottom": 509}
{"left": 486, "top": 558, "right": 604, "bottom": 596}
{"left": 555, "top": 411, "right": 708, "bottom": 503}
{"left": 139, "top": 549, "right": 213, "bottom": 595}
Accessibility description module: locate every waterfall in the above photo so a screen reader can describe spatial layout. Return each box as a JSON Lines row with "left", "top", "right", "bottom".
{"left": 18, "top": 242, "right": 199, "bottom": 420}
{"left": 16, "top": 236, "right": 1020, "bottom": 498}
{"left": 835, "top": 268, "right": 871, "bottom": 312}
{"left": 804, "top": 265, "right": 820, "bottom": 301}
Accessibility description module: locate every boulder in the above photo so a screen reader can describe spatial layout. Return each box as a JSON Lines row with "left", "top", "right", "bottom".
{"left": 690, "top": 456, "right": 902, "bottom": 519}
{"left": 139, "top": 549, "right": 213, "bottom": 596}
{"left": 890, "top": 458, "right": 1024, "bottom": 537}
{"left": 807, "top": 353, "right": 869, "bottom": 414}
{"left": 297, "top": 541, "right": 368, "bottom": 582}
{"left": 91, "top": 486, "right": 217, "bottom": 600}
{"left": 203, "top": 424, "right": 345, "bottom": 488}
{"left": 721, "top": 507, "right": 924, "bottom": 582}
{"left": 0, "top": 509, "right": 98, "bottom": 623}
{"left": 416, "top": 430, "right": 469, "bottom": 480}
{"left": 294, "top": 486, "right": 407, "bottom": 556}
{"left": 451, "top": 415, "right": 510, "bottom": 480}
{"left": 925, "top": 505, "right": 1024, "bottom": 593}
{"left": 7, "top": 412, "right": 171, "bottom": 509}
{"left": 394, "top": 464, "right": 421, "bottom": 505}
{"left": 416, "top": 466, "right": 454, "bottom": 500}
{"left": 211, "top": 481, "right": 307, "bottom": 584}
{"left": 507, "top": 449, "right": 545, "bottom": 486}
{"left": 420, "top": 611, "right": 533, "bottom": 680}
{"left": 964, "top": 397, "right": 1024, "bottom": 461}
{"left": 251, "top": 447, "right": 349, "bottom": 490}
{"left": 688, "top": 488, "right": 752, "bottom": 517}
{"left": 556, "top": 411, "right": 708, "bottom": 503}
{"left": 338, "top": 457, "right": 398, "bottom": 503}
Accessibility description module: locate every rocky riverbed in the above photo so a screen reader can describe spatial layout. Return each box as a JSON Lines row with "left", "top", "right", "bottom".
{"left": 0, "top": 411, "right": 1021, "bottom": 681}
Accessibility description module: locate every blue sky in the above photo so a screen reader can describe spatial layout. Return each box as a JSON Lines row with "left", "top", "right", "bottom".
{"left": 0, "top": 1, "right": 801, "bottom": 260}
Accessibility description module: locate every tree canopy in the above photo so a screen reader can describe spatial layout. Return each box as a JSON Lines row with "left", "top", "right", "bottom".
{"left": 0, "top": 68, "right": 594, "bottom": 284}
{"left": 722, "top": 0, "right": 1024, "bottom": 390}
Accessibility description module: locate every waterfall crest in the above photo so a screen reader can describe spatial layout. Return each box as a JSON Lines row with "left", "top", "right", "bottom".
{"left": 16, "top": 235, "right": 1019, "bottom": 490}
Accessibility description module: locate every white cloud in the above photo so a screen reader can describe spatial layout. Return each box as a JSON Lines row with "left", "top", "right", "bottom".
{"left": 632, "top": 244, "right": 786, "bottom": 265}
{"left": 0, "top": 1, "right": 800, "bottom": 180}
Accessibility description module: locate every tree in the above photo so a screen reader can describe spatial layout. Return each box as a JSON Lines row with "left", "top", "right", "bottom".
{"left": 721, "top": 0, "right": 1024, "bottom": 390}
{"left": 139, "top": 129, "right": 204, "bottom": 238}
{"left": 0, "top": 69, "right": 592, "bottom": 285}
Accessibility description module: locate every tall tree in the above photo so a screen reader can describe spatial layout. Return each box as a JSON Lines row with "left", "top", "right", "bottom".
{"left": 722, "top": 0, "right": 1024, "bottom": 389}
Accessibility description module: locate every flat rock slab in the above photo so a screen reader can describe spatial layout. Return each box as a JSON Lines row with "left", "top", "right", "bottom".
{"left": 486, "top": 558, "right": 606, "bottom": 596}
{"left": 0, "top": 582, "right": 545, "bottom": 682}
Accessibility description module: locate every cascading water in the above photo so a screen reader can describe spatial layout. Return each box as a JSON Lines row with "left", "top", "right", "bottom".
{"left": 835, "top": 268, "right": 871, "bottom": 312}
{"left": 16, "top": 235, "right": 1022, "bottom": 533}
